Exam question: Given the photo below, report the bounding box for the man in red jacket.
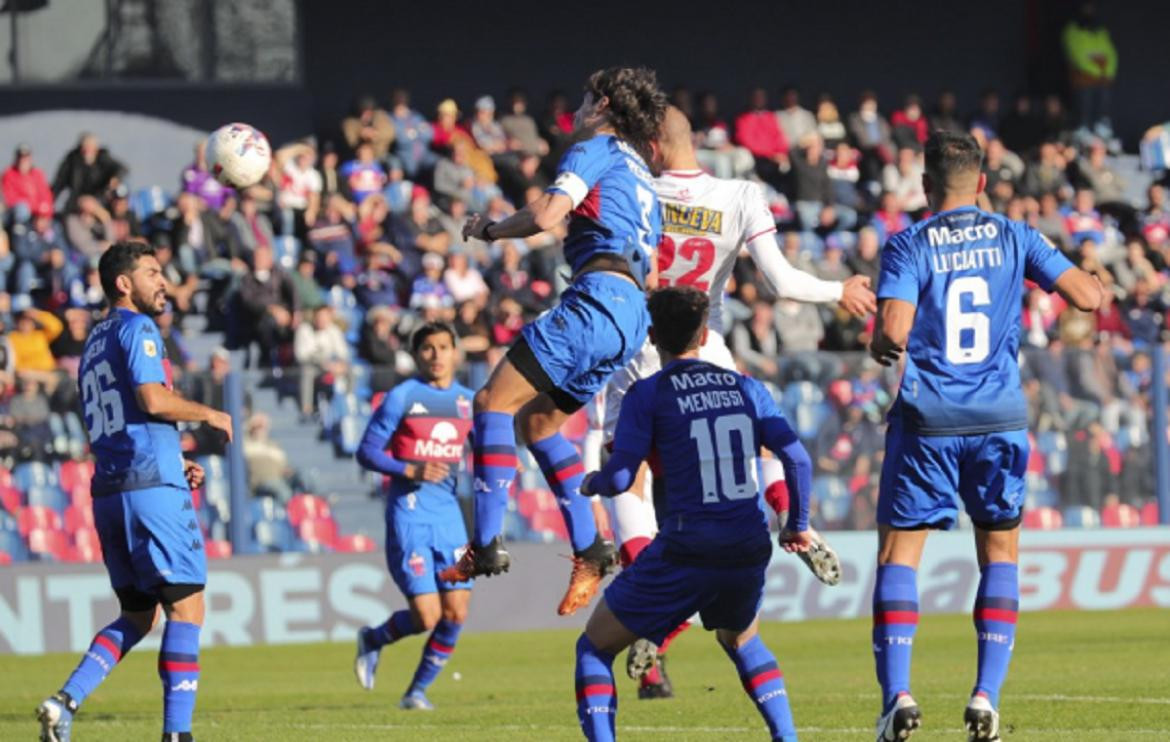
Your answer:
[735,88,790,191]
[2,144,54,217]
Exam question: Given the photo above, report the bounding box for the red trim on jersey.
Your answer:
[744,226,778,243]
[575,184,602,220]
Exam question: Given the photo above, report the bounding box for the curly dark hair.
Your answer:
[647,286,709,355]
[584,66,667,166]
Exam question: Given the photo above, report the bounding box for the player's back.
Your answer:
[556,134,661,285]
[81,307,186,496]
[631,359,773,565]
[654,172,773,333]
[879,206,1067,435]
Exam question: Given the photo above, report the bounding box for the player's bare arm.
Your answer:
[463,191,574,241]
[405,461,451,483]
[869,297,916,367]
[1053,268,1105,311]
[136,383,233,442]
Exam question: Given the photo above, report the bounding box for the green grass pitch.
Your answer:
[2,608,1167,740]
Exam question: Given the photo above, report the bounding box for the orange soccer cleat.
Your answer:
[556,536,618,616]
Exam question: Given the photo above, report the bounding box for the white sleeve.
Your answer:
[746,231,843,303]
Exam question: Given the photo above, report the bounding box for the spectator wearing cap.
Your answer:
[388,88,435,179]
[11,203,68,295]
[51,132,126,214]
[293,304,350,418]
[410,252,454,310]
[342,95,396,160]
[182,140,234,211]
[432,98,464,153]
[340,142,388,205]
[471,96,508,155]
[2,144,53,217]
[500,88,548,158]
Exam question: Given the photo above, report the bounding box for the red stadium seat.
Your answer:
[58,460,95,495]
[298,517,338,548]
[516,488,556,519]
[1022,507,1063,530]
[72,527,102,562]
[27,528,69,560]
[204,540,233,560]
[0,485,20,515]
[0,550,10,566]
[335,533,377,553]
[529,509,570,542]
[0,466,11,489]
[64,504,96,535]
[1140,501,1160,526]
[1101,503,1141,528]
[69,485,92,509]
[287,494,332,528]
[18,506,63,537]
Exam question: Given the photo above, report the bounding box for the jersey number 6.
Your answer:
[945,276,991,365]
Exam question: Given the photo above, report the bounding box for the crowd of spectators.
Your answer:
[0,79,1167,531]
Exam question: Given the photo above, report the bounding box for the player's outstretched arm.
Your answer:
[136,383,233,441]
[463,191,574,242]
[746,235,875,317]
[580,448,642,498]
[1052,268,1104,312]
[870,298,916,367]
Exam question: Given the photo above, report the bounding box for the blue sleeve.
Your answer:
[876,232,920,306]
[356,384,409,478]
[547,139,610,206]
[120,316,167,387]
[745,378,812,531]
[583,380,654,496]
[1021,224,1074,291]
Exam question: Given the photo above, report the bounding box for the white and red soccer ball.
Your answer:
[206,123,271,188]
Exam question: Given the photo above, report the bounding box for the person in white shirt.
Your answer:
[293,304,350,418]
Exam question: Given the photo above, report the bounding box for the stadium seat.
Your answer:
[516,488,556,519]
[0,551,10,566]
[25,486,68,514]
[69,484,92,509]
[205,539,233,560]
[0,510,17,532]
[249,497,286,526]
[18,506,63,536]
[0,530,28,561]
[27,528,69,561]
[1101,503,1141,528]
[0,466,11,488]
[528,509,569,542]
[1062,506,1101,528]
[0,485,21,515]
[1140,501,1160,526]
[335,533,377,553]
[812,475,851,525]
[131,186,171,221]
[13,461,57,492]
[1022,506,1063,530]
[64,504,96,534]
[273,235,302,270]
[287,494,331,528]
[57,459,95,495]
[298,517,338,548]
[253,520,295,552]
[72,527,102,563]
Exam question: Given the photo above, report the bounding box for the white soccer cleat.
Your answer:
[964,694,1001,741]
[36,693,74,742]
[626,638,659,680]
[875,693,921,741]
[354,627,380,691]
[399,691,434,711]
[798,527,842,586]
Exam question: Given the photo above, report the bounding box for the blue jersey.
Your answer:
[547,134,661,286]
[612,360,804,566]
[877,206,1074,435]
[356,378,474,521]
[81,308,187,496]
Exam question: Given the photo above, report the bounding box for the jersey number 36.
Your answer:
[82,360,126,440]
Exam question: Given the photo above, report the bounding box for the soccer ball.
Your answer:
[206,123,272,188]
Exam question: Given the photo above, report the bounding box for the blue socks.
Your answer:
[574,634,617,742]
[529,433,597,552]
[62,616,144,705]
[158,621,201,734]
[724,635,798,742]
[472,412,517,547]
[366,610,421,649]
[973,562,1019,708]
[873,564,919,713]
[409,619,462,694]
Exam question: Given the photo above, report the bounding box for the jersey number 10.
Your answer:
[82,360,126,440]
[945,276,991,364]
[689,413,759,504]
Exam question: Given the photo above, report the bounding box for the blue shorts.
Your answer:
[878,425,1029,529]
[93,486,207,594]
[603,538,766,644]
[519,272,649,405]
[386,515,473,597]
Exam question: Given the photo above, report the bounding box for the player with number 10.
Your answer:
[442,67,668,617]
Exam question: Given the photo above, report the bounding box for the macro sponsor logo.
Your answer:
[413,420,463,458]
[926,222,999,246]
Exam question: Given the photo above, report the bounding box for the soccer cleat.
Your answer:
[354,626,381,690]
[398,691,434,711]
[557,537,618,616]
[964,694,1001,741]
[438,537,511,583]
[626,638,659,680]
[637,654,674,700]
[160,733,194,742]
[36,692,75,742]
[798,528,842,586]
[875,693,921,741]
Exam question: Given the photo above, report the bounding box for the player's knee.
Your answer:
[413,604,442,632]
[441,605,468,625]
[516,406,557,444]
[160,584,205,625]
[122,605,160,637]
[473,386,492,414]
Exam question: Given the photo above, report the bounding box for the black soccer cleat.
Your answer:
[637,654,674,700]
[438,536,511,582]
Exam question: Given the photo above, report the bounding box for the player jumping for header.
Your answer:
[441,67,668,616]
[37,240,234,742]
[575,285,815,741]
[868,131,1102,742]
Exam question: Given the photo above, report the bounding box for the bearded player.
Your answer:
[585,106,875,697]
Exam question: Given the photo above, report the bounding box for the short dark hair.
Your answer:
[584,66,667,166]
[924,130,983,185]
[647,287,709,355]
[99,240,157,302]
[410,321,457,353]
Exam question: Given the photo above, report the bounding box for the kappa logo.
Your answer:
[170,680,198,692]
[409,402,429,415]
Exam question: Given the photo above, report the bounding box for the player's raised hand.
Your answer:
[839,275,877,317]
[183,459,205,490]
[778,527,814,553]
[207,409,234,443]
[410,461,451,483]
[462,213,494,242]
